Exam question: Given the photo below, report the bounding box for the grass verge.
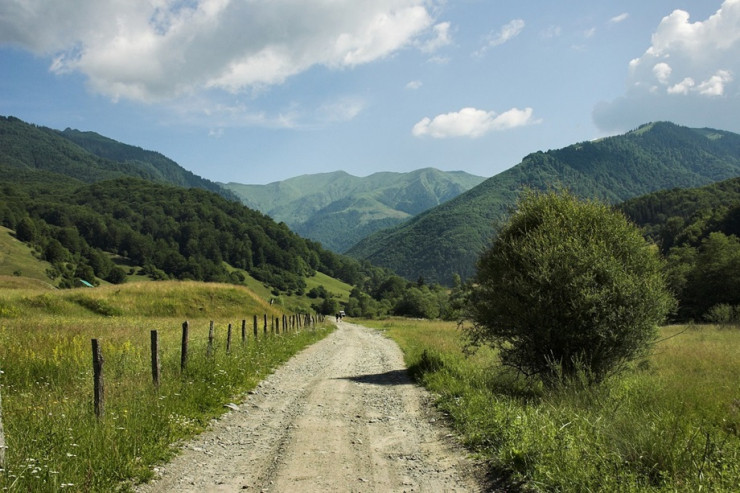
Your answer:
[0,282,332,492]
[362,318,740,492]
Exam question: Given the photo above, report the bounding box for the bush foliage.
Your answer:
[465,190,676,383]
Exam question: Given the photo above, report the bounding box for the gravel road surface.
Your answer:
[137,321,483,492]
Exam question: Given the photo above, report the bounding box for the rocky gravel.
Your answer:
[136,321,483,492]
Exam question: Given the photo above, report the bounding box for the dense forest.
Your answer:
[348,122,740,285]
[619,177,740,322]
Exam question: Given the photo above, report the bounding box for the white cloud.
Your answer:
[418,22,452,53]
[474,19,524,57]
[610,13,629,24]
[697,69,733,96]
[653,62,673,84]
[594,0,740,132]
[0,0,440,103]
[667,77,695,95]
[406,80,423,90]
[412,107,539,139]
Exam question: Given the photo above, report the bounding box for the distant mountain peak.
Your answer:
[223,169,486,252]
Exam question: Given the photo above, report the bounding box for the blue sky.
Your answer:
[1,1,738,185]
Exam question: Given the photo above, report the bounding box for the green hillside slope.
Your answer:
[347,122,740,284]
[59,128,233,197]
[223,168,485,252]
[0,115,234,199]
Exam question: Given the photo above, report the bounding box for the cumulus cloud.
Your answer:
[0,0,439,103]
[473,19,524,57]
[594,0,740,132]
[653,62,673,84]
[412,107,539,138]
[406,80,423,90]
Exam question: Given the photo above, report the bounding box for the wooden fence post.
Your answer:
[92,338,104,419]
[151,330,160,388]
[227,323,232,353]
[263,314,267,336]
[283,315,287,333]
[0,369,5,468]
[253,315,258,339]
[241,319,246,343]
[181,321,189,373]
[207,320,215,356]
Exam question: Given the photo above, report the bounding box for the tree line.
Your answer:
[619,176,740,322]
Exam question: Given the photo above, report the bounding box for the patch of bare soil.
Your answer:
[136,322,484,492]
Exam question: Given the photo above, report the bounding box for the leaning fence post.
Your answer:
[92,338,104,419]
[151,330,160,388]
[181,321,189,373]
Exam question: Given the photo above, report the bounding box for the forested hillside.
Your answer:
[347,122,740,284]
[619,176,740,321]
[0,176,368,291]
[223,168,485,252]
[1,115,457,320]
[0,116,235,199]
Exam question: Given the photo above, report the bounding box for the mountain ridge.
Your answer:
[222,167,485,252]
[0,115,236,200]
[346,122,740,284]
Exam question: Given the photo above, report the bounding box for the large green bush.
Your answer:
[465,190,675,383]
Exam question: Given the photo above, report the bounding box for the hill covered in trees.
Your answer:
[223,168,485,252]
[0,116,235,199]
[619,176,740,321]
[0,115,457,320]
[347,122,740,285]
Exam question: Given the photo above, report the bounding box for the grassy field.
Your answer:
[363,318,740,492]
[0,281,333,492]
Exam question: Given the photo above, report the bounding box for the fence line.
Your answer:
[87,312,326,422]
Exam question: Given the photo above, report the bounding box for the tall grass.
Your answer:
[364,318,740,492]
[0,282,332,492]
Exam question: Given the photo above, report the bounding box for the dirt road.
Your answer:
[137,322,482,492]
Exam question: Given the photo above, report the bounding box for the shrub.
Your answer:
[465,190,675,384]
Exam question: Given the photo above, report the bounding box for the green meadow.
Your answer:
[0,282,333,492]
[364,318,740,492]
